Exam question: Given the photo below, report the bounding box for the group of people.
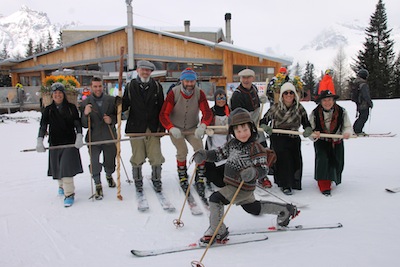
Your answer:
[35,62,372,245]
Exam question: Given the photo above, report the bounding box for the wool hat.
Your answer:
[316,90,339,103]
[279,67,287,74]
[51,82,65,93]
[180,68,197,81]
[357,69,369,80]
[137,60,156,71]
[228,108,252,127]
[279,82,299,106]
[214,88,227,102]
[238,68,255,77]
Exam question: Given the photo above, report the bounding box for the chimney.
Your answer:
[225,13,232,44]
[184,20,190,36]
[126,0,134,70]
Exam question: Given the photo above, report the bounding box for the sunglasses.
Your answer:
[283,91,295,95]
[216,96,226,101]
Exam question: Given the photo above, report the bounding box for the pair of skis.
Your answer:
[136,188,175,212]
[131,223,343,257]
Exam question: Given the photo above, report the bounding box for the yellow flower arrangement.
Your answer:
[41,75,81,93]
[292,76,303,92]
[271,73,287,93]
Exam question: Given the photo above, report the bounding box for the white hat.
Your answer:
[279,82,299,107]
[238,69,255,77]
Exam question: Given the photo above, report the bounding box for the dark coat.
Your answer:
[38,100,83,178]
[122,78,165,133]
[81,94,117,142]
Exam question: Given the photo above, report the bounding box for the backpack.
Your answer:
[350,81,360,103]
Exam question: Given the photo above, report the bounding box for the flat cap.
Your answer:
[137,60,156,71]
[238,68,255,77]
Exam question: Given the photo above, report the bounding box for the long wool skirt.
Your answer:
[48,147,83,179]
[313,140,344,185]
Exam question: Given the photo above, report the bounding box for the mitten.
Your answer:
[194,123,207,139]
[74,133,84,149]
[169,127,182,139]
[193,149,207,164]
[303,127,313,138]
[240,167,257,182]
[36,137,45,153]
[260,124,273,135]
[259,94,268,104]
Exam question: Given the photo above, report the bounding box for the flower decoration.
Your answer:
[41,75,80,93]
[292,76,303,92]
[271,73,287,93]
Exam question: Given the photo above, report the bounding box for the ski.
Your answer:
[136,191,149,211]
[154,191,176,212]
[255,185,309,208]
[230,222,343,236]
[385,187,400,193]
[131,233,268,257]
[356,132,396,137]
[187,194,203,215]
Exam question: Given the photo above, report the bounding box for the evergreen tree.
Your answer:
[34,42,45,54]
[352,0,395,98]
[46,31,54,51]
[56,31,63,47]
[26,39,34,57]
[392,53,400,98]
[292,62,303,77]
[302,61,316,99]
[0,44,9,60]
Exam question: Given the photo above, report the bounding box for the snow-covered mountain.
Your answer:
[0,5,78,58]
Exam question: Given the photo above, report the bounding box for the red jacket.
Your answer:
[318,74,335,95]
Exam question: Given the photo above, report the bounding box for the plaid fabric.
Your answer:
[262,102,310,130]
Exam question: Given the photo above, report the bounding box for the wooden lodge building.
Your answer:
[0,7,291,101]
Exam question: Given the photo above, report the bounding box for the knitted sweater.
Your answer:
[205,138,268,191]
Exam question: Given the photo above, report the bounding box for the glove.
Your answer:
[36,137,45,153]
[74,133,84,149]
[194,123,207,139]
[303,127,313,138]
[240,167,257,182]
[169,127,182,139]
[260,124,273,136]
[192,149,207,164]
[259,94,268,104]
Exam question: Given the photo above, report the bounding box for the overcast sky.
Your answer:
[2,0,400,58]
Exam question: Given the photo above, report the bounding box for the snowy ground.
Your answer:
[1,99,399,267]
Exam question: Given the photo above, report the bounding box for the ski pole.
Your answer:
[173,164,197,229]
[107,124,132,184]
[87,115,95,200]
[191,180,245,267]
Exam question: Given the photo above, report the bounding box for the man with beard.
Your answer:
[159,68,212,199]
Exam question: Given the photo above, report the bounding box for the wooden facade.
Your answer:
[4,26,291,90]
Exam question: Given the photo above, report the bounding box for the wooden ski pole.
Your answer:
[191,180,245,267]
[87,115,95,200]
[173,165,197,228]
[115,46,124,200]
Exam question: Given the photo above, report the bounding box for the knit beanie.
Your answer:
[180,68,197,81]
[214,89,227,102]
[279,82,299,108]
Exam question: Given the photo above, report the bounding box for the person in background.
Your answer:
[230,68,271,188]
[36,82,84,207]
[309,90,353,196]
[81,77,117,200]
[260,82,313,195]
[192,108,298,244]
[204,89,231,188]
[267,67,290,106]
[353,69,373,136]
[159,68,213,198]
[121,60,165,192]
[314,69,335,102]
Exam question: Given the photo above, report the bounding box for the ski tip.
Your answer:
[337,223,343,228]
